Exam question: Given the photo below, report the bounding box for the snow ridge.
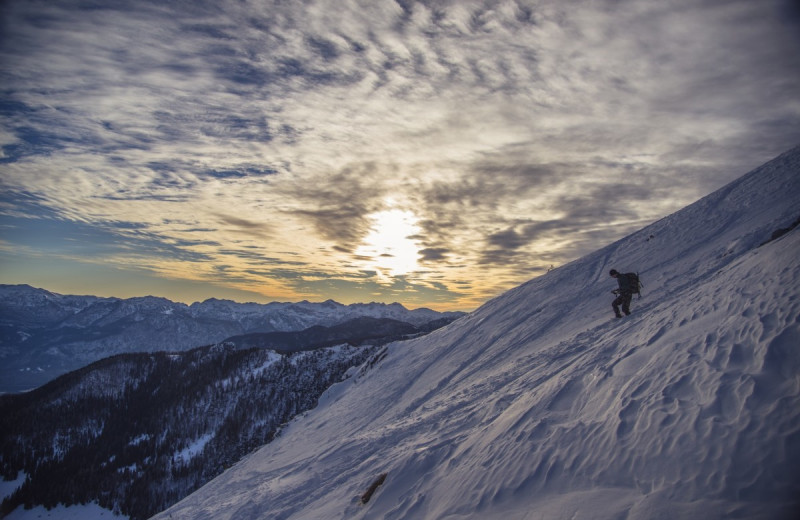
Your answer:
[154,146,800,520]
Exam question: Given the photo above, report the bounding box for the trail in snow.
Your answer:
[152,147,800,520]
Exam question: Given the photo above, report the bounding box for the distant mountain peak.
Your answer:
[0,287,463,393]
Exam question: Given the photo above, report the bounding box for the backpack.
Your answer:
[626,272,643,297]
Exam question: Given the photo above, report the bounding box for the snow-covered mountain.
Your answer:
[0,289,462,393]
[152,146,800,520]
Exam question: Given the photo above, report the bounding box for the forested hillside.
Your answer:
[0,343,381,519]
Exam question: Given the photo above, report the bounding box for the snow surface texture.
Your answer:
[153,147,800,520]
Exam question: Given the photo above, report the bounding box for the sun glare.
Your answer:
[356,208,421,277]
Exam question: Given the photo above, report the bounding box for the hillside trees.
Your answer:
[0,343,378,519]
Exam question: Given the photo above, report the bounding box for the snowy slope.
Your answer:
[152,147,800,520]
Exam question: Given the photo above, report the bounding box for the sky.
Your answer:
[1,0,799,311]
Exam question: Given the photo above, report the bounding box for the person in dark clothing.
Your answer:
[609,269,634,318]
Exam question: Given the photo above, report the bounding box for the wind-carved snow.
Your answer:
[153,147,800,520]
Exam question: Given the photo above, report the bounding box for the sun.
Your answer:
[356,208,421,277]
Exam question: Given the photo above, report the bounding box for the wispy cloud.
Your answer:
[1,0,799,309]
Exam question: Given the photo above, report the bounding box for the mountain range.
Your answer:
[0,288,462,393]
[0,293,462,519]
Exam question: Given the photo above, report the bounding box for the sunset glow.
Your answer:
[1,0,798,311]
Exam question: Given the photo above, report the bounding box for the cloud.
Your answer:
[419,247,450,262]
[279,162,391,247]
[213,213,273,240]
[1,0,799,310]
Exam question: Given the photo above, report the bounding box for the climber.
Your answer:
[609,269,640,318]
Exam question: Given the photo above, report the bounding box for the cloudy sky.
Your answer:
[1,0,799,311]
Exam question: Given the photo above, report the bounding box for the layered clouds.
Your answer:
[1,0,799,309]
